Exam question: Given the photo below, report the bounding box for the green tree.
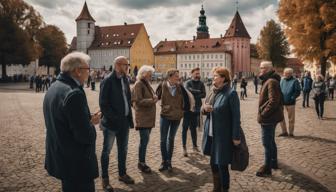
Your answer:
[256,19,290,67]
[0,0,44,78]
[36,25,67,75]
[278,0,336,76]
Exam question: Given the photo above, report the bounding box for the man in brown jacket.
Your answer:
[156,69,184,172]
[256,61,284,177]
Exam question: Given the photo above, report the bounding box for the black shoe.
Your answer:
[118,174,135,184]
[167,161,173,173]
[278,132,288,137]
[138,162,152,173]
[288,133,294,137]
[158,162,168,172]
[256,165,272,177]
[102,178,114,192]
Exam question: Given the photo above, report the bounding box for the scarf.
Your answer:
[205,83,228,105]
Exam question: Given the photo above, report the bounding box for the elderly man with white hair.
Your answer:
[43,52,101,192]
[279,68,301,137]
[256,61,284,177]
[131,65,158,173]
[99,56,135,191]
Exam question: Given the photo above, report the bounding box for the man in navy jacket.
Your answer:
[99,56,134,191]
[43,52,101,192]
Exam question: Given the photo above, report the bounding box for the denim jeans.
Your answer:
[261,124,277,169]
[101,127,129,178]
[314,94,325,118]
[160,116,180,162]
[61,179,95,192]
[302,91,311,107]
[182,112,198,147]
[138,128,152,163]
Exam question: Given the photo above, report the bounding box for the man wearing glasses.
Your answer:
[43,52,101,192]
[99,56,134,192]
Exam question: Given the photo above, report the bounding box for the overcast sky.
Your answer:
[25,0,280,46]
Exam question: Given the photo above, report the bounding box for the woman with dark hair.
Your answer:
[202,67,241,192]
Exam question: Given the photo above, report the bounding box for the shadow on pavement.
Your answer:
[271,162,331,192]
[290,135,336,144]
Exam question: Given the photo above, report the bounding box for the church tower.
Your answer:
[196,5,210,39]
[224,11,251,77]
[76,2,95,53]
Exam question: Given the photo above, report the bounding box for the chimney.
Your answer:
[165,38,167,41]
[193,36,196,41]
[124,22,127,26]
[220,34,223,38]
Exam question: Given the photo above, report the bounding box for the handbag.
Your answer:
[231,127,249,171]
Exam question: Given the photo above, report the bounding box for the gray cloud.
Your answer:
[113,0,199,9]
[26,0,76,9]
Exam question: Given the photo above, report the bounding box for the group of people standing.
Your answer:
[42,51,332,192]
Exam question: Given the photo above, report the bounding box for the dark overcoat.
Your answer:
[202,85,241,165]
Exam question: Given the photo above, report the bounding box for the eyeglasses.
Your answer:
[80,67,90,70]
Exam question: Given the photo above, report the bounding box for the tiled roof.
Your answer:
[76,2,95,22]
[154,38,230,54]
[88,23,143,50]
[224,11,250,39]
[69,37,77,51]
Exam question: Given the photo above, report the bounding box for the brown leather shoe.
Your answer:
[102,178,114,192]
[119,174,135,184]
[138,162,152,173]
[256,165,272,177]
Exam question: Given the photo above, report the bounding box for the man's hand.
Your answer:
[153,95,158,103]
[203,104,213,112]
[233,139,241,146]
[91,111,102,125]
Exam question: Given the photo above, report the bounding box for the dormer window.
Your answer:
[131,33,135,36]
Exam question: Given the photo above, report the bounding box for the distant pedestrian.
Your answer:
[240,77,247,100]
[254,75,259,94]
[327,75,335,100]
[256,61,284,177]
[29,75,34,89]
[279,68,301,137]
[43,52,100,192]
[313,75,327,119]
[131,65,157,174]
[301,71,313,107]
[232,74,238,91]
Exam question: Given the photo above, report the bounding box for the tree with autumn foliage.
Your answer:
[0,0,44,79]
[36,25,67,75]
[256,19,290,67]
[278,0,336,76]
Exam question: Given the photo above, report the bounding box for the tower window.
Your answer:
[88,23,91,28]
[87,30,90,34]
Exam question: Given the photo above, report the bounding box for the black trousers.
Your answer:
[61,179,95,192]
[211,163,230,190]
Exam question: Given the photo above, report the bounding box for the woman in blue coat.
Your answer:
[202,67,241,192]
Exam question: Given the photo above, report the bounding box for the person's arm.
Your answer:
[260,80,282,118]
[294,79,301,98]
[229,90,241,140]
[99,78,119,121]
[132,83,155,107]
[63,90,96,145]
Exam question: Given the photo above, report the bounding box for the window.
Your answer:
[88,23,91,28]
[207,63,209,67]
[185,64,187,68]
[202,63,204,67]
[193,55,195,60]
[189,64,191,68]
[87,30,90,34]
[181,64,183,68]
[207,55,209,59]
[189,56,191,60]
[215,55,218,59]
[193,63,195,68]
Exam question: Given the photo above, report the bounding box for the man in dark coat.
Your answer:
[182,67,206,156]
[99,56,135,191]
[43,52,101,192]
[301,71,313,107]
[256,61,284,177]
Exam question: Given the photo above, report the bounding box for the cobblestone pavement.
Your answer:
[0,82,335,192]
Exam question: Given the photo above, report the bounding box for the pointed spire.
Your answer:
[224,11,250,39]
[76,2,95,22]
[196,4,209,39]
